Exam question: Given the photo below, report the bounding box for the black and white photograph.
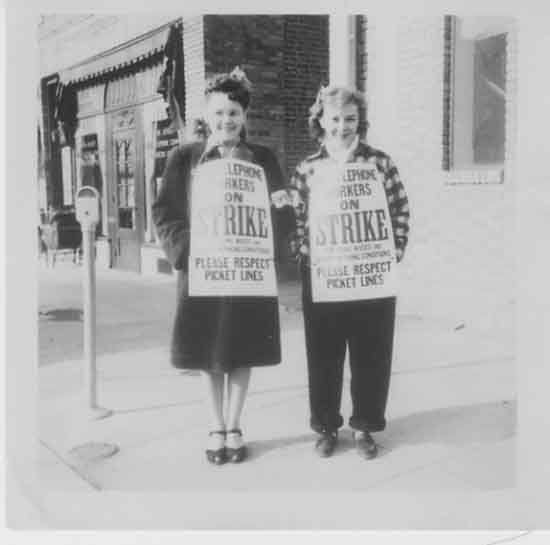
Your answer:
[3,0,550,541]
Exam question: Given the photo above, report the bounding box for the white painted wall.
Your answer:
[329,15,356,87]
[363,16,517,329]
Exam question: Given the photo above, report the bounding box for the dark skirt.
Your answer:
[171,273,282,371]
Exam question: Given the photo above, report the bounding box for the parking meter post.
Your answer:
[68,187,119,462]
[82,224,99,412]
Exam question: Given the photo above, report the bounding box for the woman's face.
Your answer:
[320,101,359,149]
[205,92,246,145]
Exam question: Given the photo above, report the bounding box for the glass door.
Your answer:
[109,107,144,272]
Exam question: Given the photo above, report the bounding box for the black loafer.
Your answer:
[353,431,378,459]
[315,431,338,458]
[225,429,247,463]
[206,430,226,465]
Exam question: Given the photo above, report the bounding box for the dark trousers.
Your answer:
[301,265,396,434]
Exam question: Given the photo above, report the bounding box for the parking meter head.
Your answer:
[76,186,100,227]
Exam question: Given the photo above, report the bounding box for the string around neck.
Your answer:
[196,140,240,167]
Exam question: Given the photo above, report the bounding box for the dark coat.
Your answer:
[152,140,294,371]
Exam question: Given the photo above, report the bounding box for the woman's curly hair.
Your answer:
[205,66,252,110]
[308,85,369,143]
[188,66,252,142]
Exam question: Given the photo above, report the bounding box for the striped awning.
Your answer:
[59,21,179,85]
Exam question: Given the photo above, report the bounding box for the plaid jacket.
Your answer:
[288,141,410,263]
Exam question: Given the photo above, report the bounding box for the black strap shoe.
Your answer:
[225,429,247,463]
[206,430,227,465]
[353,430,378,460]
[315,431,338,458]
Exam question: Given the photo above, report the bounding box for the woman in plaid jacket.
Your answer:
[289,85,410,459]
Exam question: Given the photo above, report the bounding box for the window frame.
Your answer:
[442,15,513,185]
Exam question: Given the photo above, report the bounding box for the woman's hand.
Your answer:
[271,189,292,209]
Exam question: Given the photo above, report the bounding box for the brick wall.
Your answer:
[354,15,369,140]
[202,15,286,163]
[356,15,368,94]
[371,16,517,327]
[186,15,329,176]
[282,15,330,174]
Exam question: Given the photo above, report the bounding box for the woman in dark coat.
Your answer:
[152,68,293,465]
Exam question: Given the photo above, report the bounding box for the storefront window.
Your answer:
[472,33,506,164]
[61,146,75,205]
[152,118,179,200]
[80,133,102,192]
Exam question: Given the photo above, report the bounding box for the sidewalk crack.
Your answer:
[485,531,532,544]
[392,355,514,376]
[40,440,102,491]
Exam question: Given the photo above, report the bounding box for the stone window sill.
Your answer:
[443,167,504,186]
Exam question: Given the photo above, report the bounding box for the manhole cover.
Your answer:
[39,308,83,321]
[68,442,119,462]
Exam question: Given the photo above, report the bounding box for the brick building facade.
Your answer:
[38,14,329,273]
[38,14,518,327]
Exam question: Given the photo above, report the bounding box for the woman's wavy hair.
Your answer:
[189,67,252,142]
[308,85,369,143]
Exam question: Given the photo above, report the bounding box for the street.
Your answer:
[39,261,304,367]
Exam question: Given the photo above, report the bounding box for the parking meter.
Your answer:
[75,185,112,421]
[76,186,100,230]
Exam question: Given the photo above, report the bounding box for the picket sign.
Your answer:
[188,158,277,297]
[309,161,398,303]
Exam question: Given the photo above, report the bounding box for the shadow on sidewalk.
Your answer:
[380,399,516,454]
[242,400,516,460]
[245,433,315,460]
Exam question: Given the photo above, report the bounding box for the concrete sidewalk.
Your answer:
[35,263,517,528]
